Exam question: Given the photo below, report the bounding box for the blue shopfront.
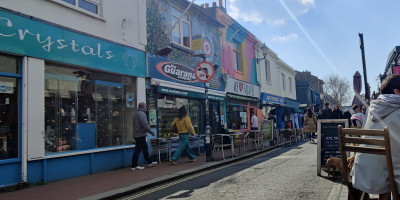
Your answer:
[260,92,285,129]
[147,54,226,142]
[0,9,146,187]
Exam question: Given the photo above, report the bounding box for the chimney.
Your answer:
[201,4,204,8]
[212,2,217,7]
[219,0,223,7]
[205,3,209,8]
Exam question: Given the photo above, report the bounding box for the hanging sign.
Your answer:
[195,61,215,82]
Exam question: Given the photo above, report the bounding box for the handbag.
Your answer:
[172,123,178,133]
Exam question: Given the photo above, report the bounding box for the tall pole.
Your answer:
[359,33,370,105]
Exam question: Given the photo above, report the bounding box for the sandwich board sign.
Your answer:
[317,119,348,176]
[195,61,214,82]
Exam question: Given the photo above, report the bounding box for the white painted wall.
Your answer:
[0,0,147,51]
[277,61,297,100]
[25,58,45,160]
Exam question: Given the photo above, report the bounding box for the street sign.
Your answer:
[195,61,215,82]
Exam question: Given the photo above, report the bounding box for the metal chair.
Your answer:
[337,125,398,200]
[282,129,294,146]
[149,138,170,163]
[233,132,248,155]
[212,134,233,160]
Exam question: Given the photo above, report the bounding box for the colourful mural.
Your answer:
[146,0,221,71]
[217,9,258,85]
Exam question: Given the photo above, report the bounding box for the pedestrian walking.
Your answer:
[351,74,400,199]
[303,108,317,143]
[251,112,259,130]
[322,102,332,119]
[331,105,342,119]
[350,104,365,127]
[343,109,352,127]
[170,106,196,165]
[131,102,157,170]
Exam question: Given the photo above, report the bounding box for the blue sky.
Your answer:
[194,0,400,97]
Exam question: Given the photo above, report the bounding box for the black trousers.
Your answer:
[131,136,152,167]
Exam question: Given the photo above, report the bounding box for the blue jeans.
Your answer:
[171,134,195,161]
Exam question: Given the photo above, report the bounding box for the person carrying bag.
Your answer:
[169,106,196,165]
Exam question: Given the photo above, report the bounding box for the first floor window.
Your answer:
[281,73,286,91]
[57,0,101,15]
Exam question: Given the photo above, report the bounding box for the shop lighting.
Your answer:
[256,43,268,64]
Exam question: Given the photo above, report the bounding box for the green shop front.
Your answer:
[147,55,226,153]
[0,10,146,187]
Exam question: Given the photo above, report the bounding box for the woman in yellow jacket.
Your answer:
[170,106,196,164]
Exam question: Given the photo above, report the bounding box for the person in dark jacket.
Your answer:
[322,102,332,119]
[331,105,342,119]
[131,102,157,170]
[343,109,352,127]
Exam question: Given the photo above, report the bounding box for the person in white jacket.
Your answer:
[351,74,400,198]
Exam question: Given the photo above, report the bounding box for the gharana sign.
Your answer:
[156,62,198,83]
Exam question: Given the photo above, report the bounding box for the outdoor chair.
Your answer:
[212,134,233,160]
[247,131,260,151]
[233,132,247,155]
[296,128,304,142]
[337,125,398,200]
[282,129,294,146]
[150,138,170,163]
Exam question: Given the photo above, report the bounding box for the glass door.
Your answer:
[94,81,124,147]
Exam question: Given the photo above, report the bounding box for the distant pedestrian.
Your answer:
[322,102,332,119]
[331,105,342,119]
[251,112,259,130]
[131,102,157,170]
[303,108,317,143]
[317,109,323,120]
[343,109,352,127]
[170,106,196,165]
[350,104,365,127]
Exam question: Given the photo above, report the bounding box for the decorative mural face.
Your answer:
[146,0,221,72]
[217,9,258,85]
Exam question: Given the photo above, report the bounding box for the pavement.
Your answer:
[0,142,349,200]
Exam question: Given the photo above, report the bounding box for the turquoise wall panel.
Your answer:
[0,10,145,77]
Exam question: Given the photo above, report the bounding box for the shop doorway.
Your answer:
[209,101,221,134]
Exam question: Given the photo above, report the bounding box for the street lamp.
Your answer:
[256,43,268,64]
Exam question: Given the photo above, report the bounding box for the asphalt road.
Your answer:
[119,140,338,200]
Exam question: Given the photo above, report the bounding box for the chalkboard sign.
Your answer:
[317,119,348,176]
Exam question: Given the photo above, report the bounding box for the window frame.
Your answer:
[281,73,286,91]
[288,77,292,92]
[51,0,103,18]
[232,41,241,72]
[265,60,271,83]
[171,6,192,49]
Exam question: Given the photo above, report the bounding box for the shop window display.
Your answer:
[227,105,247,130]
[157,93,202,138]
[0,54,19,160]
[44,64,133,153]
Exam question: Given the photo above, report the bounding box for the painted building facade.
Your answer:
[145,0,225,140]
[0,0,147,187]
[202,3,261,131]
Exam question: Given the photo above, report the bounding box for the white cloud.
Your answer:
[227,0,315,26]
[272,33,298,42]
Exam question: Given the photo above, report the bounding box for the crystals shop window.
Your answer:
[227,105,247,130]
[44,64,133,153]
[0,54,19,160]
